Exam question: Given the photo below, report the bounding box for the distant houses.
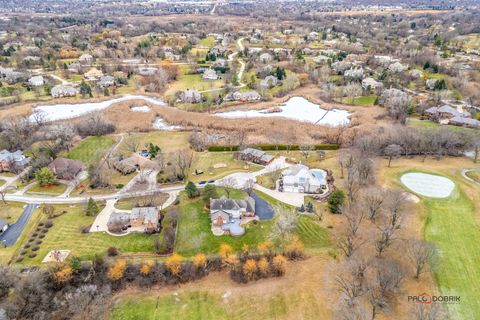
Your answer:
[224,91,261,102]
[0,150,30,173]
[78,53,93,65]
[210,196,256,236]
[424,105,480,128]
[235,148,274,166]
[28,75,45,87]
[202,69,218,80]
[177,89,203,104]
[51,85,77,98]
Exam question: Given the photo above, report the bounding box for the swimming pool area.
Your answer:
[310,169,327,186]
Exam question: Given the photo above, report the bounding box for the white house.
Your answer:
[362,77,383,91]
[259,53,273,63]
[51,85,77,98]
[281,164,326,194]
[78,53,93,65]
[28,75,44,87]
[98,75,115,87]
[202,69,218,80]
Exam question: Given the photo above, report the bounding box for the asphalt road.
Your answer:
[0,203,37,247]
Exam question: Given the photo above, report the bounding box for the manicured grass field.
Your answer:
[16,204,160,265]
[175,189,330,257]
[65,135,115,165]
[409,118,475,133]
[199,36,215,47]
[110,289,326,320]
[26,183,67,196]
[422,186,480,319]
[120,131,191,156]
[336,95,377,107]
[175,190,275,256]
[0,179,4,187]
[189,152,261,183]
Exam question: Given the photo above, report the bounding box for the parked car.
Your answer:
[208,180,215,184]
[199,181,207,185]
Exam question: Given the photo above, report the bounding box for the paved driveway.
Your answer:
[0,203,37,247]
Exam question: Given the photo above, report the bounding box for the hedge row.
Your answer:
[207,144,339,152]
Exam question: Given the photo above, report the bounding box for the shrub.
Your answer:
[20,250,27,256]
[192,253,207,269]
[16,258,23,263]
[85,198,100,216]
[272,255,287,276]
[41,228,48,233]
[257,257,269,276]
[139,261,154,276]
[28,238,35,243]
[24,244,31,249]
[107,260,127,281]
[107,247,119,257]
[53,266,73,284]
[35,240,42,245]
[242,259,257,280]
[39,234,45,239]
[31,246,40,251]
[80,225,91,233]
[327,190,345,214]
[165,253,183,275]
[29,253,37,258]
[45,220,54,228]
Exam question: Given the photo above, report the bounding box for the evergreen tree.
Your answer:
[186,181,199,198]
[35,167,55,186]
[85,198,100,216]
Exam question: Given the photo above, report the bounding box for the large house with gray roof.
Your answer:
[235,148,274,166]
[0,150,30,173]
[210,196,256,236]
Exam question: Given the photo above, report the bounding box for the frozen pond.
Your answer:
[216,96,350,127]
[152,118,182,131]
[401,172,455,198]
[29,95,166,122]
[130,105,151,112]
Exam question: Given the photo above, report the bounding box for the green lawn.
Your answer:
[175,190,275,257]
[120,131,191,156]
[409,118,475,134]
[399,172,480,319]
[26,183,67,196]
[65,135,115,166]
[189,152,262,183]
[110,289,325,320]
[175,190,330,257]
[199,36,215,47]
[0,179,4,187]
[16,204,161,265]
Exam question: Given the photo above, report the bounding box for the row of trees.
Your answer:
[332,142,444,319]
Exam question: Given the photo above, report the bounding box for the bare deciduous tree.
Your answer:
[406,239,436,279]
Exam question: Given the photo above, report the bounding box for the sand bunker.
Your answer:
[401,172,454,198]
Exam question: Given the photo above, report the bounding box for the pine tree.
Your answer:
[86,198,99,216]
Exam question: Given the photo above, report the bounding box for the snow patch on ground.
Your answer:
[130,105,151,112]
[29,95,166,122]
[152,118,182,131]
[216,96,350,127]
[401,172,455,198]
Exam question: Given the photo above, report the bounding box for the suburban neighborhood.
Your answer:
[0,0,480,319]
